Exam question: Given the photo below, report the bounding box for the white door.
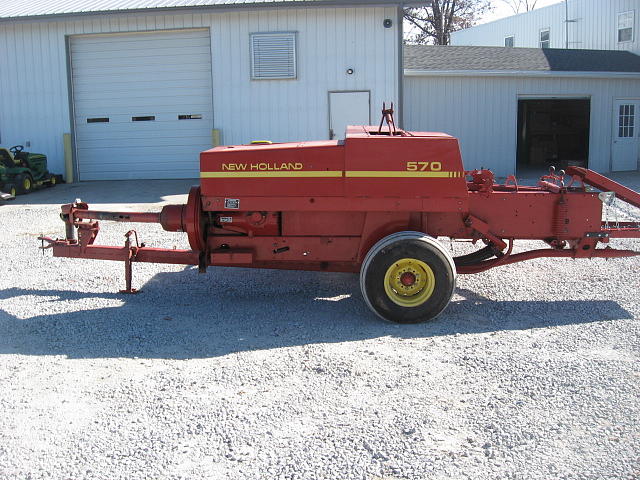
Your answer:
[70,29,214,180]
[612,100,640,171]
[329,91,370,140]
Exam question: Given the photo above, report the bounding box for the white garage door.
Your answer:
[70,29,213,180]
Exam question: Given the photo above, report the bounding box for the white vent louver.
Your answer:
[251,32,297,80]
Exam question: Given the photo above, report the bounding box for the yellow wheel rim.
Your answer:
[23,177,31,190]
[383,258,436,307]
[50,176,56,185]
[10,187,16,197]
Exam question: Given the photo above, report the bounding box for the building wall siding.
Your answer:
[451,0,640,53]
[0,6,399,176]
[404,74,640,176]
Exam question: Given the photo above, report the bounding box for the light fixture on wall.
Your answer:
[346,68,354,75]
[383,19,393,28]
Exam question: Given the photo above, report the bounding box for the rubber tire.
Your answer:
[16,174,33,194]
[8,185,17,197]
[360,232,456,324]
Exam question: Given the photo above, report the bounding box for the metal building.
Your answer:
[451,0,639,54]
[0,0,403,180]
[404,46,640,176]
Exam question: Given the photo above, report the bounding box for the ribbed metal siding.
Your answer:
[0,6,399,177]
[405,74,640,175]
[452,0,640,54]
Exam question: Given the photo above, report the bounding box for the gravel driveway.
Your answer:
[1,175,639,480]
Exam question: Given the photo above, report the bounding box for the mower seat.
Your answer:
[0,149,16,168]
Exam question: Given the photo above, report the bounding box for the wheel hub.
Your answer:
[400,272,416,286]
[383,258,436,307]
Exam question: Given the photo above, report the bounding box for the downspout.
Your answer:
[565,0,568,48]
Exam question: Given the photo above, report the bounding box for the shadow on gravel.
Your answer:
[0,267,633,359]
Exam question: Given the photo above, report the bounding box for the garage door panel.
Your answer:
[72,47,212,61]
[71,66,213,85]
[73,81,213,95]
[73,53,212,69]
[71,29,209,47]
[77,123,212,136]
[71,37,211,55]
[71,29,213,180]
[78,143,210,157]
[76,123,212,135]
[75,85,209,103]
[77,119,211,131]
[79,167,202,180]
[71,68,211,84]
[73,91,214,105]
[78,150,210,180]
[76,116,211,125]
[77,135,213,148]
[74,102,213,115]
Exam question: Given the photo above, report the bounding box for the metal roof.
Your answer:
[404,45,640,74]
[0,0,403,20]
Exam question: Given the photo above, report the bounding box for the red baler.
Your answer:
[41,111,640,323]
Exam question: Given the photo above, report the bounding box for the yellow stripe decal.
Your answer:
[201,171,343,178]
[200,171,464,178]
[346,171,452,178]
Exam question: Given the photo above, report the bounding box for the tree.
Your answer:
[404,0,493,45]
[500,0,539,14]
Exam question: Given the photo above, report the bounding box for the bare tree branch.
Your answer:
[404,0,493,45]
[500,0,539,14]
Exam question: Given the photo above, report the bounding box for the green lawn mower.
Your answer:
[0,145,62,199]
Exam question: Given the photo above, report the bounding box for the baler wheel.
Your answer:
[360,232,456,324]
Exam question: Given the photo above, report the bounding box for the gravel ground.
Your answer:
[0,175,639,480]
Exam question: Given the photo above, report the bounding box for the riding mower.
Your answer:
[0,145,62,199]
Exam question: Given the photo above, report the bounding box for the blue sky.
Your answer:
[481,0,563,24]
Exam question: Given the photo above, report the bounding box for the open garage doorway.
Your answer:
[517,98,590,175]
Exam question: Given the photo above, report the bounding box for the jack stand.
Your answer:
[120,230,140,294]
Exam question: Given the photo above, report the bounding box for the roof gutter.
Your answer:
[0,0,408,22]
[404,69,640,79]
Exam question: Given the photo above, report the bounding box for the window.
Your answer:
[539,29,550,48]
[618,104,635,138]
[250,32,297,80]
[618,11,635,43]
[504,35,514,47]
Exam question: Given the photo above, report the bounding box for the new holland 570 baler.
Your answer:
[40,110,640,323]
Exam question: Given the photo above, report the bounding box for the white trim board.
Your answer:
[404,69,640,79]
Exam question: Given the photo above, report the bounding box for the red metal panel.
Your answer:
[344,131,468,199]
[281,212,366,236]
[200,141,345,198]
[206,236,362,263]
[466,191,602,240]
[200,195,466,213]
[210,250,253,264]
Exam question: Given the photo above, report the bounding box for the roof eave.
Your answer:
[404,69,640,79]
[0,0,407,22]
